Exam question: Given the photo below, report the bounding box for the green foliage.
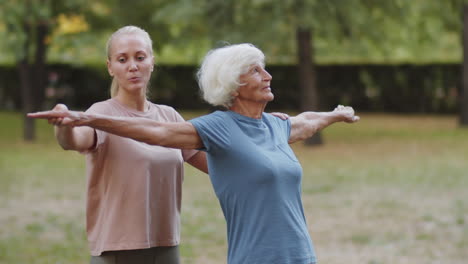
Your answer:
[0,0,466,64]
[152,0,468,64]
[0,0,122,65]
[0,0,91,61]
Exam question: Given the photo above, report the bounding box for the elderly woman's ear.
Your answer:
[231,91,239,97]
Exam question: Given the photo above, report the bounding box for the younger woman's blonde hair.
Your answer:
[106,25,153,98]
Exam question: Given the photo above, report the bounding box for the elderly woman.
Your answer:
[29,43,359,264]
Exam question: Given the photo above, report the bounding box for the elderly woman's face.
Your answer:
[107,34,154,95]
[236,63,273,104]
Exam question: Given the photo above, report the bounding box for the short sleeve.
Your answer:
[265,113,291,144]
[189,111,231,153]
[170,109,198,161]
[82,102,110,153]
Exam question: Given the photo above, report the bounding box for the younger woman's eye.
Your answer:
[137,56,145,61]
[118,57,126,63]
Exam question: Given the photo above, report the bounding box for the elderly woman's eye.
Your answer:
[138,56,145,61]
[118,57,126,63]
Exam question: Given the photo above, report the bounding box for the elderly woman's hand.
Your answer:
[28,105,86,127]
[44,104,71,126]
[333,105,360,123]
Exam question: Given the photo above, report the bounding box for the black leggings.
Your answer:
[90,246,180,264]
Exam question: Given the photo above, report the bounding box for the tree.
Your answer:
[0,0,100,141]
[392,0,468,126]
[462,4,468,125]
[0,0,134,141]
[153,0,405,145]
[296,26,321,144]
[437,0,468,126]
[1,0,49,141]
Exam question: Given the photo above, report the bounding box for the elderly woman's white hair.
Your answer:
[197,43,265,108]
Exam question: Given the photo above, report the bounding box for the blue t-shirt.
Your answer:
[190,110,316,264]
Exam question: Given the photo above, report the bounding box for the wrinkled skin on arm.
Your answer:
[28,107,204,150]
[289,105,359,144]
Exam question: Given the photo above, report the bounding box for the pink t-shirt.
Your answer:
[83,98,197,256]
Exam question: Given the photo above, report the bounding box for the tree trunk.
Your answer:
[19,61,36,141]
[33,22,49,110]
[461,4,468,126]
[296,27,323,145]
[19,20,49,141]
[18,17,35,141]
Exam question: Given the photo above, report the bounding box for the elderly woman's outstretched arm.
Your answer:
[288,105,359,144]
[28,109,204,149]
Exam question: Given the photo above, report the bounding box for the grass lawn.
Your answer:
[1,111,467,264]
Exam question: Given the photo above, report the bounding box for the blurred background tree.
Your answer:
[460,2,468,126]
[0,0,467,141]
[152,0,468,129]
[151,0,443,144]
[0,0,112,141]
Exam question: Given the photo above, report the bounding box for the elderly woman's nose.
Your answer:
[262,69,272,81]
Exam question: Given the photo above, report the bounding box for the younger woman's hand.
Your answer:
[270,112,290,120]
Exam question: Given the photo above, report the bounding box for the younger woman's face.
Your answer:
[107,33,154,96]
